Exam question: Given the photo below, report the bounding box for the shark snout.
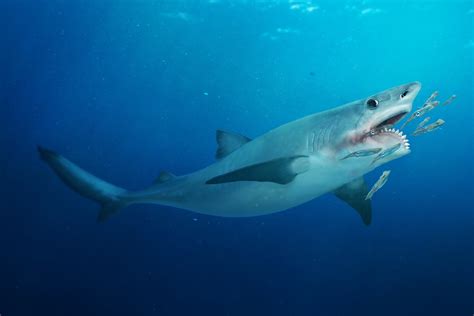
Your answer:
[403,81,421,101]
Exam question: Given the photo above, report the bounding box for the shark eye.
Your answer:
[366,98,379,109]
[400,90,409,99]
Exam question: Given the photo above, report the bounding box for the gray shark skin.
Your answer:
[39,82,421,225]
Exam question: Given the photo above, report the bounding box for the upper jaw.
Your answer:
[363,104,413,151]
[371,109,410,131]
[365,102,412,136]
[369,82,421,131]
[368,82,420,131]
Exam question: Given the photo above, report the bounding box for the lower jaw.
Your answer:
[369,127,410,151]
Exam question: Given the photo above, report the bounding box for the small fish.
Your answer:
[371,143,401,164]
[424,90,439,105]
[341,148,382,160]
[442,94,456,106]
[412,119,445,136]
[416,117,431,130]
[412,127,426,136]
[365,170,391,200]
[400,102,438,129]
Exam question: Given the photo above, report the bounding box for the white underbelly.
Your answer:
[164,168,347,217]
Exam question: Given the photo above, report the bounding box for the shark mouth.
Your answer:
[374,112,407,129]
[368,111,410,150]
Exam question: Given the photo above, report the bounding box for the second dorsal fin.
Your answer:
[215,130,252,159]
[154,171,176,184]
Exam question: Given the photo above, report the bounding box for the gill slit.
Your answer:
[318,120,339,152]
[316,127,326,152]
[308,132,316,153]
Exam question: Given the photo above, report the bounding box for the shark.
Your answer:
[39,82,421,225]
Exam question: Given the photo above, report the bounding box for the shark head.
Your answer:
[339,82,421,168]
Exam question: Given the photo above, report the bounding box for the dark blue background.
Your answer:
[2,0,473,315]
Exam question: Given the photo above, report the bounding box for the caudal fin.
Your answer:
[38,146,128,222]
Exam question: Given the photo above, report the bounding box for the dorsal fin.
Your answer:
[215,130,252,159]
[154,171,176,184]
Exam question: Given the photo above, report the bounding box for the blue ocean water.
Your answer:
[2,0,473,315]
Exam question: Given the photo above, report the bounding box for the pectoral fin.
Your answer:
[206,155,310,185]
[334,177,372,225]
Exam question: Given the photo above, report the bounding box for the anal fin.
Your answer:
[97,201,125,222]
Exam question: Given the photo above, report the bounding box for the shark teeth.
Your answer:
[378,127,410,150]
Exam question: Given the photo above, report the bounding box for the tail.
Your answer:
[38,146,129,222]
